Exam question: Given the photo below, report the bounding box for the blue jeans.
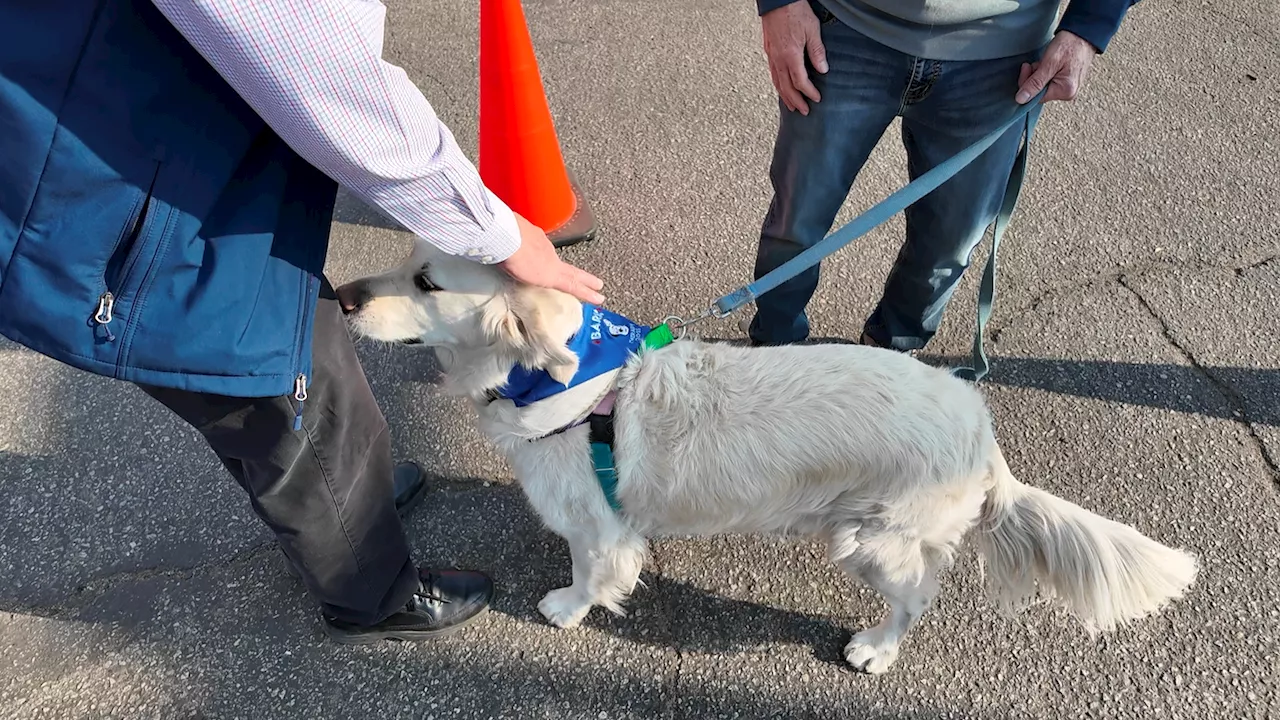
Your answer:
[748,4,1045,350]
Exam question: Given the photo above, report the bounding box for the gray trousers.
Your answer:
[138,279,418,626]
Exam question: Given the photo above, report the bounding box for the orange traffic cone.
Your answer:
[479,0,597,248]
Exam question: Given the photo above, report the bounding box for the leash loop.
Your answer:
[662,315,689,339]
[661,308,714,339]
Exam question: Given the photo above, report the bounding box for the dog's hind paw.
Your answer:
[538,587,592,628]
[844,630,900,675]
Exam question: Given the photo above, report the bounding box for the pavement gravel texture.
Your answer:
[2,0,1277,718]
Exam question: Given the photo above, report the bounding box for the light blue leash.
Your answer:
[675,89,1046,382]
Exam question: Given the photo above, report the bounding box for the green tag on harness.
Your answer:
[641,323,675,352]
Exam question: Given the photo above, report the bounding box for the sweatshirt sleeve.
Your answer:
[1057,0,1141,53]
[757,0,802,16]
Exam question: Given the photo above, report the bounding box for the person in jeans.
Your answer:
[746,0,1138,351]
[0,0,604,643]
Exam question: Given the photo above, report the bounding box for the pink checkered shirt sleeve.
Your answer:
[149,0,521,263]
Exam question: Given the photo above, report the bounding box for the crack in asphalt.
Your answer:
[1117,276,1280,488]
[1236,254,1280,275]
[645,541,688,720]
[670,643,687,720]
[988,273,1114,345]
[988,252,1279,345]
[6,540,276,620]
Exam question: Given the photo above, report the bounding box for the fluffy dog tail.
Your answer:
[976,443,1198,632]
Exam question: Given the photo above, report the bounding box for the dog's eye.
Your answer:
[413,272,436,293]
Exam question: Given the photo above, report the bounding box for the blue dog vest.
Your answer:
[498,304,651,406]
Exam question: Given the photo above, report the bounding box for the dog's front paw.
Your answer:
[538,587,591,629]
[844,629,900,675]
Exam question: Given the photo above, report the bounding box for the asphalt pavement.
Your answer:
[2,0,1278,718]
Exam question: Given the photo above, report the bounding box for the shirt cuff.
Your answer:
[452,190,521,264]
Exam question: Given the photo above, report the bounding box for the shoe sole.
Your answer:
[321,604,491,645]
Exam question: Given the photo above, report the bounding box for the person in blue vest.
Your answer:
[0,0,605,643]
[744,0,1139,351]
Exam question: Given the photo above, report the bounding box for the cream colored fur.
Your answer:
[337,241,1199,674]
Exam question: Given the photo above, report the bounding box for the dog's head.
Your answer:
[335,241,585,389]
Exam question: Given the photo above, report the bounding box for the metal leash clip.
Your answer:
[660,307,716,340]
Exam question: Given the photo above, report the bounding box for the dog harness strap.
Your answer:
[587,412,621,512]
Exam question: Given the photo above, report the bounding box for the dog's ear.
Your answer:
[484,284,582,385]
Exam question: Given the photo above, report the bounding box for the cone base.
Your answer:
[544,172,598,249]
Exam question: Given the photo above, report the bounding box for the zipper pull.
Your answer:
[93,292,116,342]
[293,374,308,431]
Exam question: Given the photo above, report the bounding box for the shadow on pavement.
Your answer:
[1,473,992,719]
[972,357,1278,426]
[0,472,856,666]
[697,335,1277,426]
[3,330,1264,718]
[398,477,857,666]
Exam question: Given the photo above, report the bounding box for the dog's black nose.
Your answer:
[335,283,369,315]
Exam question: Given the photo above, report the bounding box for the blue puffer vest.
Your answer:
[0,0,337,399]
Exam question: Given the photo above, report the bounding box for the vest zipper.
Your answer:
[93,292,116,342]
[291,273,317,430]
[292,373,308,431]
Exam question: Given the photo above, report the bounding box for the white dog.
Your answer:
[336,241,1198,674]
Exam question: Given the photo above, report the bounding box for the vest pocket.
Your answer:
[91,160,161,342]
[106,159,161,294]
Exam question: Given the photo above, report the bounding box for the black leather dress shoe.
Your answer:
[322,567,493,643]
[391,460,428,519]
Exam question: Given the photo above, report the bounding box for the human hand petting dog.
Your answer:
[499,213,606,305]
[1016,31,1097,104]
